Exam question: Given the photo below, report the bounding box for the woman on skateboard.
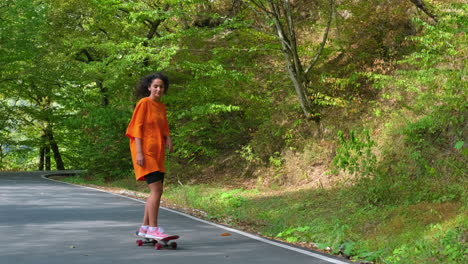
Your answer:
[126,73,173,240]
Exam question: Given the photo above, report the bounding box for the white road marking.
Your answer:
[41,173,349,264]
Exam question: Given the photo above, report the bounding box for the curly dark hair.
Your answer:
[135,72,169,98]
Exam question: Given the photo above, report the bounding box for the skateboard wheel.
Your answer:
[155,243,163,250]
[170,242,177,249]
[136,240,143,246]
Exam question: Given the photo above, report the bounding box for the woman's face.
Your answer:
[148,78,165,100]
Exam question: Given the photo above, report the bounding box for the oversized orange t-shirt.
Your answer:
[125,97,170,181]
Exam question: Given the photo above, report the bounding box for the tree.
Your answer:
[242,0,335,122]
[0,0,67,170]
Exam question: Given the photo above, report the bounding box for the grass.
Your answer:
[162,183,466,263]
[59,172,467,263]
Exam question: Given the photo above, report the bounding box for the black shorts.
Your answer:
[144,171,165,184]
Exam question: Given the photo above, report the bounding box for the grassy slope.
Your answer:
[62,165,466,264]
[61,1,467,263]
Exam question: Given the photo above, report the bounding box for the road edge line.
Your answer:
[41,173,350,264]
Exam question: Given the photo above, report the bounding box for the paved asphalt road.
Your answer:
[0,171,350,264]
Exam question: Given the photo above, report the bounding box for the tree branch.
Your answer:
[146,19,163,40]
[242,0,277,36]
[117,7,129,14]
[98,27,109,38]
[0,78,18,83]
[244,0,273,16]
[241,1,274,36]
[409,0,438,23]
[268,1,293,52]
[283,1,298,55]
[305,0,334,75]
[79,49,94,62]
[283,0,304,75]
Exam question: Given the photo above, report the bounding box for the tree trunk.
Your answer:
[50,141,65,170]
[0,145,3,169]
[45,146,51,171]
[38,146,45,170]
[97,80,109,106]
[45,127,65,170]
[38,134,47,170]
[268,0,313,118]
[284,52,311,117]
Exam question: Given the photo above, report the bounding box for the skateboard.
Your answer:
[135,232,179,250]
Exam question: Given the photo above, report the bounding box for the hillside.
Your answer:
[1,1,466,263]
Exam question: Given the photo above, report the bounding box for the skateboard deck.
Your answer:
[135,232,179,250]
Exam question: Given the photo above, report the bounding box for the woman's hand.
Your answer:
[135,137,144,166]
[136,152,144,166]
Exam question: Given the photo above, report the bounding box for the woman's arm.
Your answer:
[135,137,144,166]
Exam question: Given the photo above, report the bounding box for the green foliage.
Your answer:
[63,173,105,186]
[250,121,287,162]
[386,220,468,264]
[1,0,267,174]
[164,185,250,221]
[400,114,456,178]
[269,152,283,169]
[454,141,465,151]
[343,2,468,206]
[0,144,37,170]
[73,105,133,181]
[277,226,313,243]
[310,92,348,107]
[332,129,377,177]
[336,0,414,62]
[217,189,247,208]
[170,103,244,161]
[237,144,260,163]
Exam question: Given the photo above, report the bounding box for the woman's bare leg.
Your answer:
[142,180,163,227]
